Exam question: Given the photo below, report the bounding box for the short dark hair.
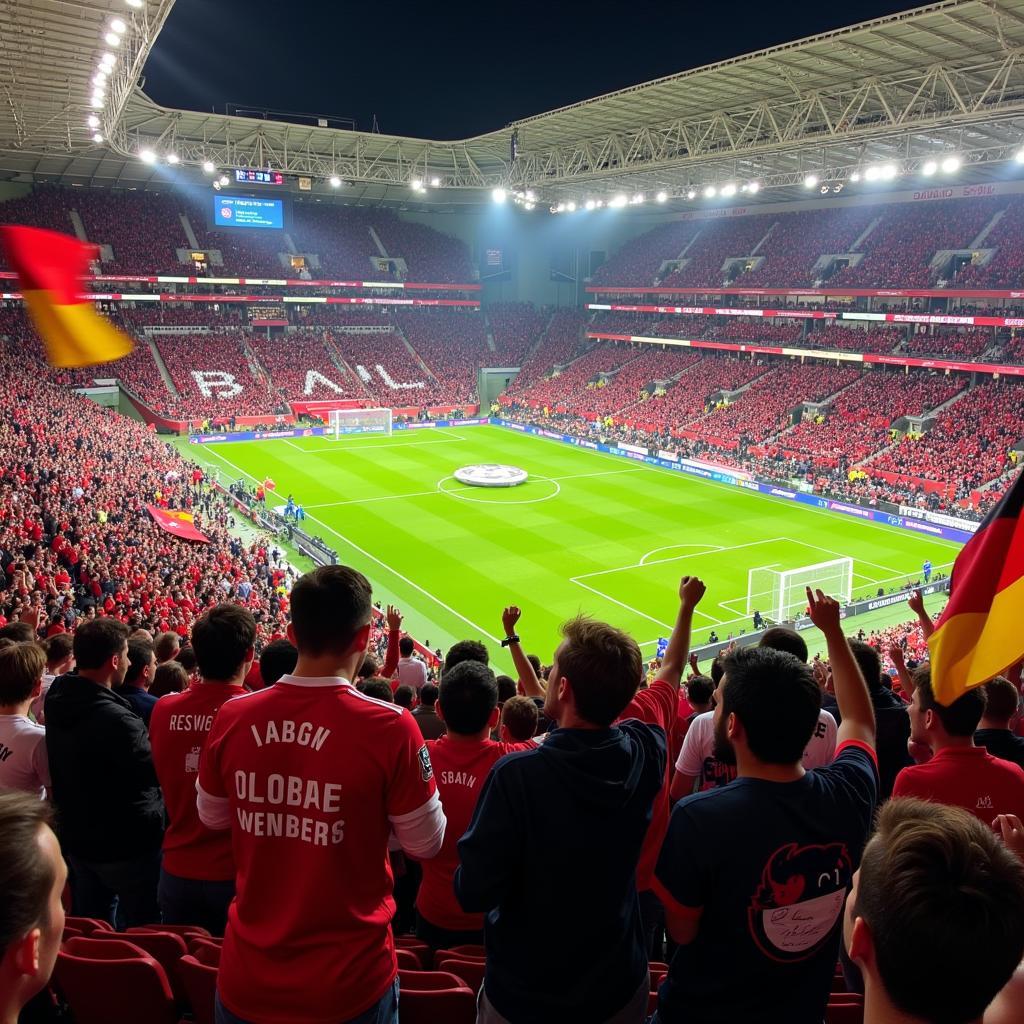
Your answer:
[686,675,715,706]
[73,619,130,670]
[150,661,188,699]
[759,626,808,664]
[394,684,415,710]
[43,632,73,668]
[154,631,180,663]
[855,798,1024,1024]
[439,660,498,735]
[721,646,821,764]
[848,638,882,693]
[982,677,1019,724]
[444,639,489,672]
[357,654,378,680]
[124,639,155,686]
[526,654,542,677]
[710,656,726,686]
[258,639,298,687]
[558,616,642,727]
[175,645,197,672]
[918,675,986,736]
[419,682,439,708]
[501,696,539,741]
[361,679,393,703]
[0,643,45,705]
[191,604,256,682]
[0,622,35,643]
[495,675,517,704]
[399,636,414,657]
[0,793,56,955]
[289,565,372,657]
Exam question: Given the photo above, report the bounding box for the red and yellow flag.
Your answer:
[928,470,1024,705]
[146,506,210,544]
[0,225,133,368]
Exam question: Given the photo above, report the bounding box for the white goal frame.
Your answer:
[327,407,393,439]
[746,557,854,623]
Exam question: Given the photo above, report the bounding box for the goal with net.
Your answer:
[746,557,854,623]
[327,408,393,439]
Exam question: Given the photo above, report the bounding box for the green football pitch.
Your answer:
[180,425,960,670]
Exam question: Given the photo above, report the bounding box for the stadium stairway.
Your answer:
[145,336,179,399]
[368,225,389,258]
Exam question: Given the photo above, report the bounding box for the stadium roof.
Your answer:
[5,0,1024,207]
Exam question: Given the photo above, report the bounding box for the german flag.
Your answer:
[0,225,133,368]
[928,470,1024,705]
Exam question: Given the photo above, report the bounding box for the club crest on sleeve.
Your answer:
[418,745,433,782]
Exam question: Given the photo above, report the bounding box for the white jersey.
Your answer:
[0,714,51,798]
[675,709,837,792]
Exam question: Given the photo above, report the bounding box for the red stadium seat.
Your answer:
[398,969,469,991]
[132,922,212,939]
[436,957,485,993]
[54,945,177,1024]
[397,947,423,970]
[89,928,189,1000]
[395,936,433,969]
[178,954,218,1024]
[398,986,476,1024]
[826,996,865,1023]
[189,937,224,964]
[63,916,114,934]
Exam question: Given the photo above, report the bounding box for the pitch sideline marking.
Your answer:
[196,445,503,644]
[569,578,675,631]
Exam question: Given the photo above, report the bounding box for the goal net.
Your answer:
[327,407,393,439]
[746,557,854,623]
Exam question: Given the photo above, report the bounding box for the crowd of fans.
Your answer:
[486,303,550,365]
[591,221,703,286]
[248,331,356,403]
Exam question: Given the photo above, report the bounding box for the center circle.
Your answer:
[438,474,561,505]
[453,464,529,487]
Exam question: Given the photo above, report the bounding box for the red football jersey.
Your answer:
[150,682,245,880]
[892,745,1024,824]
[417,735,532,931]
[198,676,437,1024]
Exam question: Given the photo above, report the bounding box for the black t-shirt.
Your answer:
[655,743,878,1024]
[975,728,1024,769]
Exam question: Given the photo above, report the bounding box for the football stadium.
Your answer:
[2,0,1024,1022]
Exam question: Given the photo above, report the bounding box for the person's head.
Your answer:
[394,684,415,710]
[287,566,372,668]
[438,660,499,737]
[709,656,726,688]
[545,616,642,727]
[154,631,181,664]
[175,645,197,673]
[0,794,66,1015]
[526,653,542,678]
[714,646,821,767]
[42,633,73,675]
[495,675,517,705]
[72,618,131,686]
[444,640,489,673]
[686,675,715,711]
[500,695,539,742]
[191,604,257,684]
[149,661,189,699]
[361,679,393,703]
[981,676,1020,729]
[848,638,882,694]
[419,682,439,709]
[0,643,45,708]
[258,638,298,688]
[0,623,35,644]
[123,638,156,690]
[910,670,986,749]
[846,798,1024,1024]
[357,654,378,680]
[129,628,154,644]
[399,636,414,658]
[758,626,808,663]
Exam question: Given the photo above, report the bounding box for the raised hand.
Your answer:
[805,588,841,634]
[386,605,402,632]
[907,589,925,616]
[679,576,706,608]
[502,606,522,637]
[994,814,1024,861]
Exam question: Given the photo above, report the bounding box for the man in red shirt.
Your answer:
[197,566,445,1024]
[415,659,534,950]
[892,667,1024,823]
[150,604,255,934]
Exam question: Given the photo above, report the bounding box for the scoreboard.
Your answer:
[234,169,285,185]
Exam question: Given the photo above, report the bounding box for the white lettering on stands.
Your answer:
[192,371,243,399]
[303,370,344,395]
[375,365,425,390]
[249,720,331,750]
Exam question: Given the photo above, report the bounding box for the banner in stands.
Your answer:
[492,420,977,545]
[189,418,490,445]
[899,506,981,534]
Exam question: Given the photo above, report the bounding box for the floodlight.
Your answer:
[105,32,120,46]
[703,185,717,198]
[139,148,156,164]
[126,0,144,7]
[941,156,961,173]
[1016,149,1024,165]
[922,161,937,176]
[87,114,100,128]
[218,174,229,186]
[656,191,668,203]
[166,153,179,165]
[721,183,737,197]
[584,199,596,210]
[747,181,760,193]
[92,133,103,143]
[110,18,127,32]
[609,194,627,208]
[566,201,576,212]
[90,95,104,109]
[804,174,818,188]
[202,160,215,174]
[850,171,861,182]
[686,189,697,200]
[430,176,440,187]
[492,187,507,203]
[329,175,341,187]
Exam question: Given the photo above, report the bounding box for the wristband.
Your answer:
[501,634,520,647]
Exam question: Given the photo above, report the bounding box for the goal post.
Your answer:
[327,407,393,439]
[746,557,854,623]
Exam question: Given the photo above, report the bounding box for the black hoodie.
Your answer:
[44,672,164,861]
[455,720,665,1022]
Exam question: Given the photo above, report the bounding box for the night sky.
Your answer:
[144,0,919,140]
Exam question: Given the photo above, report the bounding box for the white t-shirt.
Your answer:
[674,709,837,792]
[29,674,54,725]
[395,656,428,691]
[0,714,51,798]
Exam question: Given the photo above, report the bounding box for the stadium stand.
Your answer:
[486,302,549,365]
[590,221,704,286]
[249,331,356,403]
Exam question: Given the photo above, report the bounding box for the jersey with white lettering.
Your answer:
[149,682,245,879]
[417,735,532,931]
[198,676,437,1024]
